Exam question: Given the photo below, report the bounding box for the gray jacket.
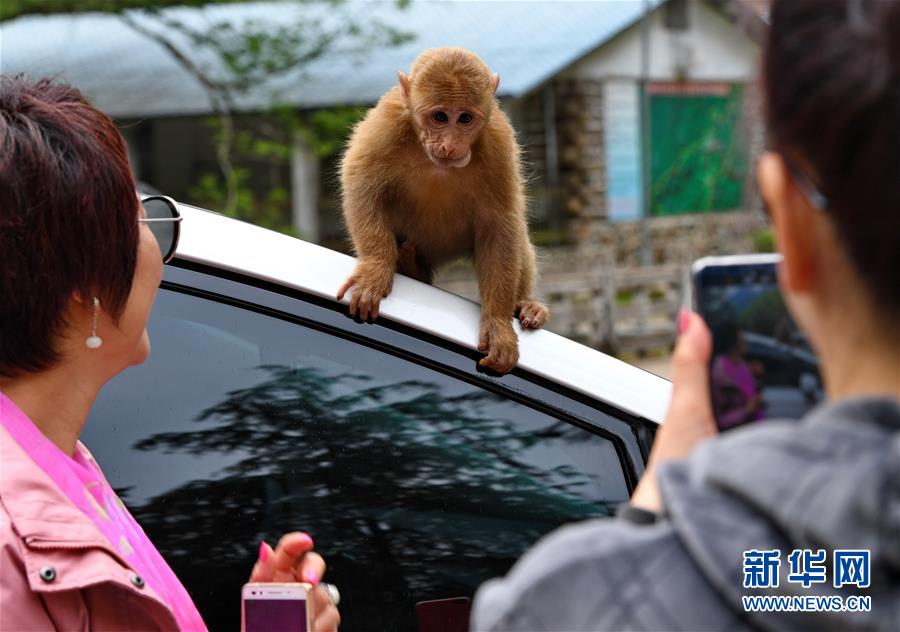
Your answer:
[472,397,900,631]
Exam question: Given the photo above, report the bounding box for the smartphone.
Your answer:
[241,583,313,632]
[692,254,823,431]
[415,596,471,632]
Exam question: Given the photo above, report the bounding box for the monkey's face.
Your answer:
[398,53,498,169]
[412,104,486,169]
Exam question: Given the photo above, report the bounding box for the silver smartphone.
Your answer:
[241,582,314,632]
[692,254,823,431]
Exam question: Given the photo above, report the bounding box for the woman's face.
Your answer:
[757,152,845,360]
[108,202,164,367]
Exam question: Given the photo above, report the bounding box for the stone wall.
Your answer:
[438,210,768,290]
[554,78,606,241]
[739,81,766,212]
[550,77,768,256]
[514,89,553,230]
[581,209,768,268]
[436,209,769,355]
[466,75,770,354]
[513,78,607,240]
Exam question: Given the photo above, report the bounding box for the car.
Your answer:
[742,331,823,419]
[83,200,672,631]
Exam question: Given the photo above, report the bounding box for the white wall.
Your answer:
[566,1,759,82]
[564,1,759,223]
[604,81,644,221]
[291,136,320,242]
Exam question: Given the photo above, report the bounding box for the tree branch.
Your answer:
[118,11,240,213]
[1,0,249,23]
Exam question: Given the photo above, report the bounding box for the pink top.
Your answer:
[712,355,764,427]
[0,392,207,631]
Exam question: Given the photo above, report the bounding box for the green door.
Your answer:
[648,83,748,216]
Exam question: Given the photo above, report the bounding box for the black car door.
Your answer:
[84,264,653,631]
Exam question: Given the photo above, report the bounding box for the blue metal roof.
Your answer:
[1,0,663,118]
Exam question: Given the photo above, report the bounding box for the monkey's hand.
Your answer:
[337,261,395,321]
[516,300,551,329]
[478,318,519,374]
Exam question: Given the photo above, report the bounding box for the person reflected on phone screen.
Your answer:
[711,321,765,428]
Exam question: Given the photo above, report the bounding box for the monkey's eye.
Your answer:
[432,111,449,124]
[458,112,474,124]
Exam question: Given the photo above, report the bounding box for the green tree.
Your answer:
[131,365,609,629]
[1,0,243,19]
[3,0,411,231]
[738,289,787,334]
[187,104,368,235]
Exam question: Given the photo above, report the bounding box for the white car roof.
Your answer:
[173,203,671,423]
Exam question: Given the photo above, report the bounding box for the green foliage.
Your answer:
[753,227,775,253]
[0,0,240,21]
[302,106,368,157]
[189,168,299,236]
[8,0,411,236]
[2,0,413,21]
[529,227,571,247]
[145,5,412,99]
[616,288,635,305]
[189,106,365,235]
[738,289,787,334]
[269,104,367,158]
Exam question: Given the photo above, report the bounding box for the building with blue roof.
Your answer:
[2,0,764,256]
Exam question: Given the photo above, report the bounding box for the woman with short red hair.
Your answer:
[0,76,340,631]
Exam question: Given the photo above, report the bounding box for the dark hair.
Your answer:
[0,76,138,377]
[764,0,900,316]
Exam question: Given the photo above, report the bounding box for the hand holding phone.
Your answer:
[629,308,717,512]
[245,533,340,632]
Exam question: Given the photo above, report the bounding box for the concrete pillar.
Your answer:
[290,135,320,242]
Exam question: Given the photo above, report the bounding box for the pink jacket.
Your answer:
[0,425,179,630]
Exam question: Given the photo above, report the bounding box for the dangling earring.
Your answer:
[85,297,103,349]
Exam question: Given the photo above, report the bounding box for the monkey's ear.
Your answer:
[397,71,411,99]
[490,73,500,94]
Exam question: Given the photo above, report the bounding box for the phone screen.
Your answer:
[243,596,308,632]
[694,258,823,430]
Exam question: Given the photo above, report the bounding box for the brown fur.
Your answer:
[337,47,549,373]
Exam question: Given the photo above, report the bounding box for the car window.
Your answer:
[86,287,630,631]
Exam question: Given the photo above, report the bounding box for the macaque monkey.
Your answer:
[337,47,550,374]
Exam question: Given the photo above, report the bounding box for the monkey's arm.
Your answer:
[474,214,523,374]
[336,181,399,321]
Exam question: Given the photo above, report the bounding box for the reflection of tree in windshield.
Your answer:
[739,290,784,336]
[131,366,612,631]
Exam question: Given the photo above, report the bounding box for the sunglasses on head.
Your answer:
[140,195,182,263]
[759,156,829,222]
[785,158,828,211]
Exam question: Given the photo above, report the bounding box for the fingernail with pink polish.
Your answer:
[304,570,319,585]
[298,532,314,547]
[678,308,691,335]
[258,541,269,563]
